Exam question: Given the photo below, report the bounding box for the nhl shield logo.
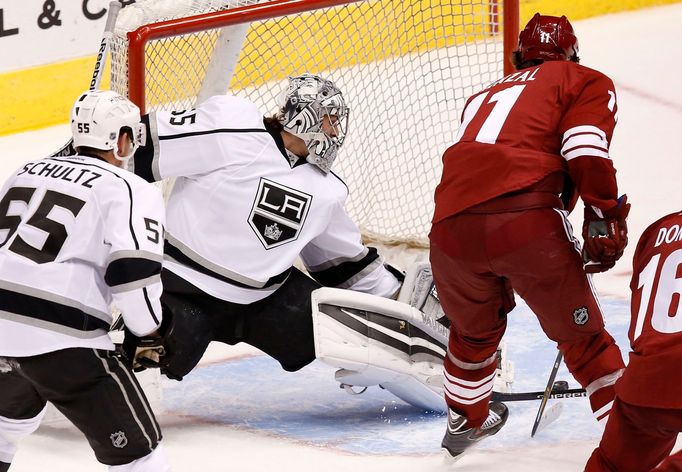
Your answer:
[573,306,589,325]
[248,178,312,249]
[110,431,128,448]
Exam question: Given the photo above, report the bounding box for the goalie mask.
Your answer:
[70,90,145,161]
[279,74,349,174]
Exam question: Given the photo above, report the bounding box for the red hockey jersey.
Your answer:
[433,60,619,222]
[616,210,682,409]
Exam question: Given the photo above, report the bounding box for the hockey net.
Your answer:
[109,0,518,247]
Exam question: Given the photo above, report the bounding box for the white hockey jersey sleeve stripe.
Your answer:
[561,134,608,153]
[561,125,610,161]
[306,246,381,288]
[108,250,164,265]
[105,256,162,287]
[305,247,370,272]
[327,256,383,290]
[341,260,399,298]
[109,274,161,294]
[561,125,607,145]
[562,146,610,161]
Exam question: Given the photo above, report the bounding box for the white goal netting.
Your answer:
[110,0,509,246]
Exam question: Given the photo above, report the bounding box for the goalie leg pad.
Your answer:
[311,287,449,412]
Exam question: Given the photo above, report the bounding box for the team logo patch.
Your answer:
[110,431,128,448]
[248,178,312,249]
[573,306,589,325]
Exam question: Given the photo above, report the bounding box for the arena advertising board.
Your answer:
[0,0,133,73]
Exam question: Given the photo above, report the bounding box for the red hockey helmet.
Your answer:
[516,13,579,65]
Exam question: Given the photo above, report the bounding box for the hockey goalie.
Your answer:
[122,72,513,414]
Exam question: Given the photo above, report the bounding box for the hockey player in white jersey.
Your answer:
[130,74,448,410]
[0,90,171,471]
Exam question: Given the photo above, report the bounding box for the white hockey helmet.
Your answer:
[70,90,144,161]
[279,74,349,173]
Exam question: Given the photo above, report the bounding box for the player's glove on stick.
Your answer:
[121,313,175,372]
[582,195,630,273]
[122,331,167,372]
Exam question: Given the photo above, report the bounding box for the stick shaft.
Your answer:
[50,1,122,157]
[492,387,586,402]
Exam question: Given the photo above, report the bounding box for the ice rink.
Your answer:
[1,3,682,471]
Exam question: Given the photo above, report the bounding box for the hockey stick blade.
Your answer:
[49,1,122,158]
[531,351,563,437]
[533,402,564,435]
[491,387,586,402]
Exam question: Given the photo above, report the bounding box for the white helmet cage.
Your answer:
[70,90,145,161]
[278,74,349,173]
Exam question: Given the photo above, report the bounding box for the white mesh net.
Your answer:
[110,0,507,246]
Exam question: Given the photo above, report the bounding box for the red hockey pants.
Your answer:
[430,207,625,427]
[586,397,682,472]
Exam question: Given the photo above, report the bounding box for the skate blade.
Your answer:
[441,447,467,464]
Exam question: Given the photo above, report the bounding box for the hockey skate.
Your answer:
[441,401,509,459]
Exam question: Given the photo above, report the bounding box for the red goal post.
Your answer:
[110,0,519,247]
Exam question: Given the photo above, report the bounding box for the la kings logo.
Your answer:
[248,178,312,249]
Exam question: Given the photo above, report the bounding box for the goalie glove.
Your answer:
[582,195,630,273]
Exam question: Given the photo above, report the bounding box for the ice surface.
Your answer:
[2,3,682,470]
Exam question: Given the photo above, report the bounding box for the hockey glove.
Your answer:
[121,312,175,372]
[582,195,630,273]
[121,330,167,372]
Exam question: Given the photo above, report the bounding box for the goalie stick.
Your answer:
[50,1,122,157]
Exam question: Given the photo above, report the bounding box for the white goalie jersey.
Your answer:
[0,155,165,357]
[132,94,399,303]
